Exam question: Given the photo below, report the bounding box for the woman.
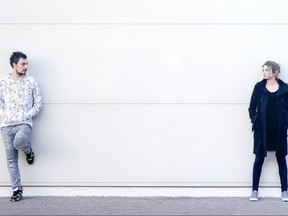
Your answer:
[248,61,288,201]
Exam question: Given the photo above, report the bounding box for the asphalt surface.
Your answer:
[1,196,288,215]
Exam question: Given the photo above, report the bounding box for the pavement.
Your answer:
[1,197,288,215]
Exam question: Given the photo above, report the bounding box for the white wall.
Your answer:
[0,0,288,196]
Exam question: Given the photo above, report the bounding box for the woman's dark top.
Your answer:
[266,89,279,151]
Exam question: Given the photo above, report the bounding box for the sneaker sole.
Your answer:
[11,196,23,202]
[249,198,258,201]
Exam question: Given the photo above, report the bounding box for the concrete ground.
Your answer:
[1,197,288,215]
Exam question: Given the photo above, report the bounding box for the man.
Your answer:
[0,51,42,202]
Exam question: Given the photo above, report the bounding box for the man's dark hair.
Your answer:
[9,51,27,68]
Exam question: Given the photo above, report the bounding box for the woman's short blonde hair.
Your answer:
[263,61,280,75]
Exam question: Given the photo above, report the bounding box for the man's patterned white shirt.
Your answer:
[0,74,42,127]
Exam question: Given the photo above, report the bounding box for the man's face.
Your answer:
[13,58,28,76]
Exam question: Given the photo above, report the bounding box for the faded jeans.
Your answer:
[1,124,32,189]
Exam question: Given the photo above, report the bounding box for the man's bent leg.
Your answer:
[14,124,32,154]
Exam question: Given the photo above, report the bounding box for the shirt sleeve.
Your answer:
[0,81,4,117]
[27,80,42,118]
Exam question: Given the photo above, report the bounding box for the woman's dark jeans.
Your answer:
[252,155,287,192]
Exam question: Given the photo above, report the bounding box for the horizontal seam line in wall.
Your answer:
[42,103,249,105]
[0,185,280,188]
[0,182,277,186]
[1,23,288,26]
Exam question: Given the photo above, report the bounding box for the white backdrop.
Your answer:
[0,0,288,194]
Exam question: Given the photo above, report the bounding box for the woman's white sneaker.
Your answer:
[281,191,288,202]
[249,190,258,201]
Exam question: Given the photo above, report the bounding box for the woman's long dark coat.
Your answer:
[248,79,288,157]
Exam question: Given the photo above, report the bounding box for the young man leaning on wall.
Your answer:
[0,51,42,202]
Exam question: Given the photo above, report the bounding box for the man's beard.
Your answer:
[17,70,27,76]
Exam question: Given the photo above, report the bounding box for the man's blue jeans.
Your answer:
[1,124,32,189]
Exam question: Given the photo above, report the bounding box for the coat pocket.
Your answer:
[252,113,259,132]
[285,113,288,129]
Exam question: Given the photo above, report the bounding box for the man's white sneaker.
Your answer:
[281,191,288,202]
[249,190,258,201]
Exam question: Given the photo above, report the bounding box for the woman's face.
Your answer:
[263,65,276,80]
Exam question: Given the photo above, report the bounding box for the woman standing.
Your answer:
[248,61,288,201]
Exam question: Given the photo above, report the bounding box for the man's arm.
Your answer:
[0,82,5,117]
[27,81,42,118]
